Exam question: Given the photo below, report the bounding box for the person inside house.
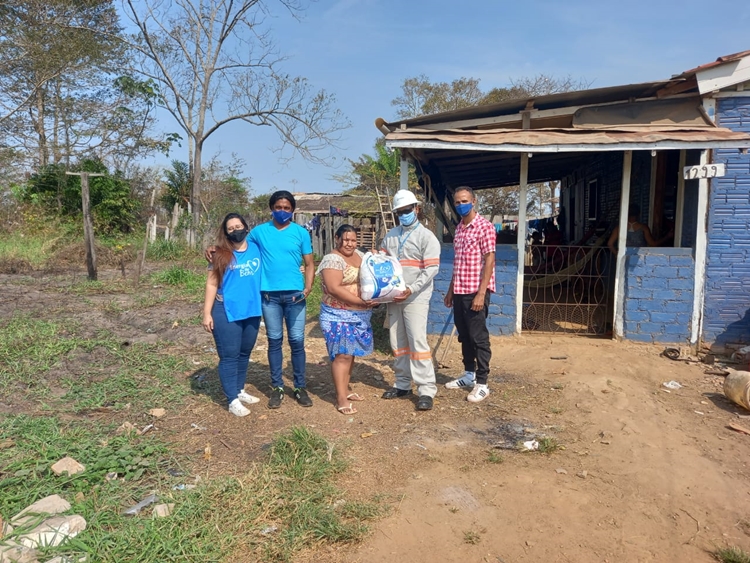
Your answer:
[202,212,262,417]
[379,189,442,411]
[206,190,315,410]
[607,204,674,254]
[316,224,374,415]
[443,186,496,403]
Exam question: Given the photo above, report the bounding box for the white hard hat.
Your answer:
[392,190,419,211]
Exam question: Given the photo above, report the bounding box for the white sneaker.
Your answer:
[445,371,476,389]
[237,390,260,405]
[228,399,251,417]
[467,384,490,403]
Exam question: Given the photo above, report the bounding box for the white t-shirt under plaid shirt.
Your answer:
[452,214,496,295]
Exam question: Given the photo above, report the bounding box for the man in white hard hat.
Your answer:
[379,189,441,410]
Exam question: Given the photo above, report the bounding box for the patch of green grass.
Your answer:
[715,546,750,563]
[151,265,204,288]
[0,422,381,563]
[0,231,55,268]
[62,343,192,412]
[150,266,205,301]
[0,315,86,394]
[538,437,562,454]
[463,530,481,544]
[487,451,504,464]
[306,280,322,319]
[146,239,191,261]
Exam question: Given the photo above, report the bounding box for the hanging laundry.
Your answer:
[303,215,321,232]
[330,205,349,217]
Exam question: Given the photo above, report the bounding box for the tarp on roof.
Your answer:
[386,126,750,152]
[572,98,710,130]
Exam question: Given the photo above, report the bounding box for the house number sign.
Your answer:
[683,163,726,180]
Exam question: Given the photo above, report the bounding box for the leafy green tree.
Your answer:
[161,160,192,212]
[339,138,414,199]
[23,158,139,233]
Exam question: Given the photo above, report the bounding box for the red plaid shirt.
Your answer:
[452,214,496,294]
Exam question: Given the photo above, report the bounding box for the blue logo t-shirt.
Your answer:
[217,242,262,321]
[248,221,312,291]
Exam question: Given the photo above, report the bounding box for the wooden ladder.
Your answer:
[375,184,395,242]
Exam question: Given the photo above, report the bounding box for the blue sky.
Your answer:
[149,0,750,195]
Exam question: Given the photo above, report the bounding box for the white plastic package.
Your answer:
[359,252,406,303]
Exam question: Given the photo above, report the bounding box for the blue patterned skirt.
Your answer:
[319,303,373,361]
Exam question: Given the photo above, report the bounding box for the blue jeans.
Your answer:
[211,300,261,402]
[261,290,307,389]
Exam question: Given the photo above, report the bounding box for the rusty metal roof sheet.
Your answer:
[677,50,750,78]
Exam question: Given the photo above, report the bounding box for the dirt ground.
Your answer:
[4,268,750,563]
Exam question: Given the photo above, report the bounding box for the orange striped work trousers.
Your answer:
[387,300,437,398]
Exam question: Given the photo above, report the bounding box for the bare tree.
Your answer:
[121,0,349,245]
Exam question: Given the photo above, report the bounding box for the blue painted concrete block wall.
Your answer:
[427,244,517,336]
[703,96,750,347]
[623,248,695,343]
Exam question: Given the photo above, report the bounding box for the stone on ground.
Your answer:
[0,542,38,563]
[11,495,71,526]
[16,515,87,549]
[151,503,175,518]
[50,457,85,477]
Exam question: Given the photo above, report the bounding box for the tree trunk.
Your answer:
[189,140,203,248]
[34,86,48,168]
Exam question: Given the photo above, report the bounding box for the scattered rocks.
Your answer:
[148,408,166,418]
[151,504,175,518]
[12,495,71,526]
[50,458,85,477]
[555,468,568,475]
[17,515,87,548]
[577,471,589,479]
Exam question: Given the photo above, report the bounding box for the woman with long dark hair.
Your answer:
[317,224,373,414]
[202,213,263,417]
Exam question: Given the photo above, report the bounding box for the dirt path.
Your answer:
[352,338,750,563]
[3,270,750,562]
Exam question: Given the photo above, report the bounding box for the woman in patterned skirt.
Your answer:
[317,224,373,414]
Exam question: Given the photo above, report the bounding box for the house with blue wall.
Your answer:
[376,51,750,350]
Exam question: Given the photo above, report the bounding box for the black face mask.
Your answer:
[227,228,248,243]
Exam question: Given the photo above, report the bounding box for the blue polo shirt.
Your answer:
[248,221,312,291]
[216,242,262,321]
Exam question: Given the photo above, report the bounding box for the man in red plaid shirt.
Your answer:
[443,186,495,402]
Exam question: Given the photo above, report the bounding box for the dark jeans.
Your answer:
[261,290,307,389]
[453,292,492,385]
[211,300,261,403]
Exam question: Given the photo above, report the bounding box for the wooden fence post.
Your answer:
[66,171,104,281]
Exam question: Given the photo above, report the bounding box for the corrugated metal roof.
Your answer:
[386,81,671,129]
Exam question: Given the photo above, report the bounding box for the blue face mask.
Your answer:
[399,211,417,227]
[455,202,473,217]
[272,209,293,224]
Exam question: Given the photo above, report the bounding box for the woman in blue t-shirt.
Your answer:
[202,213,263,417]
